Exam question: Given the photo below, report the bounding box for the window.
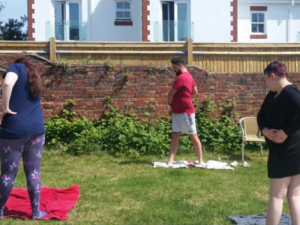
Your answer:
[250,6,267,39]
[251,12,265,33]
[116,2,131,21]
[159,2,191,42]
[52,1,82,40]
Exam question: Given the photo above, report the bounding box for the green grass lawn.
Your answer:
[0,150,291,225]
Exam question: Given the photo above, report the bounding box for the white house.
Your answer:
[238,0,300,42]
[28,0,143,41]
[27,0,300,42]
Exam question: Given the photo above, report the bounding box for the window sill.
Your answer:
[250,6,267,11]
[250,34,267,39]
[114,21,133,26]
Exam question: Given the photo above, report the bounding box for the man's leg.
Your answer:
[266,177,290,225]
[287,174,300,225]
[185,113,204,164]
[168,132,181,165]
[189,134,204,164]
[168,114,181,165]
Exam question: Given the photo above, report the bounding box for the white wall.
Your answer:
[32,0,52,41]
[238,2,300,42]
[147,0,159,41]
[191,0,231,42]
[90,0,142,41]
[290,6,300,42]
[148,0,232,42]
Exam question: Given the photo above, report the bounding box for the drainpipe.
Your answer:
[88,0,92,40]
[288,0,294,42]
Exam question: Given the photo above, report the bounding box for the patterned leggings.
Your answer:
[0,134,45,215]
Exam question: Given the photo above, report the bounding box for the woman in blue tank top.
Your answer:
[0,57,47,219]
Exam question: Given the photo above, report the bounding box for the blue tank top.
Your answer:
[0,63,45,139]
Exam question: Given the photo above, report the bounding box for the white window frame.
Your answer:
[251,11,266,34]
[159,0,191,42]
[51,0,82,40]
[116,1,131,21]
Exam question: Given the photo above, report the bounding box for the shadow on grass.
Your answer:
[117,160,152,165]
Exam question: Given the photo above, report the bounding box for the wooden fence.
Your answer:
[1,38,300,73]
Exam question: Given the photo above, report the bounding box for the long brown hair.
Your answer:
[14,57,42,97]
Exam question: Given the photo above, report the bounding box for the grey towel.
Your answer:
[228,213,291,225]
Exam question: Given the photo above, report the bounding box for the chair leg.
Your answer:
[242,140,245,166]
[260,143,263,156]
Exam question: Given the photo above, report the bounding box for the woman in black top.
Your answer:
[257,61,300,225]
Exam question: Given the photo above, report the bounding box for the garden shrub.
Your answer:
[45,97,257,156]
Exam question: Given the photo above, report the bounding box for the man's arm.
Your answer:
[192,86,198,98]
[168,87,177,105]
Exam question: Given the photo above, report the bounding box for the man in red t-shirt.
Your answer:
[167,57,204,166]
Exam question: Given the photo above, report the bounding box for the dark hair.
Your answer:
[14,57,42,97]
[171,57,186,66]
[264,61,288,78]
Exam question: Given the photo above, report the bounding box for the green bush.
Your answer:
[45,97,250,156]
[195,96,242,152]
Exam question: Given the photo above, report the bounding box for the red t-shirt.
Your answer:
[171,72,195,114]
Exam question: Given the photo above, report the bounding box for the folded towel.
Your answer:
[4,184,80,220]
[152,160,234,170]
[152,161,189,168]
[195,160,234,170]
[228,213,291,225]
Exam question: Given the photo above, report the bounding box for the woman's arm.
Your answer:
[257,91,272,131]
[282,87,300,135]
[1,72,18,119]
[257,92,278,141]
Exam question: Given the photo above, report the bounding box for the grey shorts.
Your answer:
[172,113,197,135]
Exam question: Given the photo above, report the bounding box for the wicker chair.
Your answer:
[239,117,265,166]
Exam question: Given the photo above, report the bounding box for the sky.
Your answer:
[0,0,27,22]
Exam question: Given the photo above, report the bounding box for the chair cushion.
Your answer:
[244,135,265,142]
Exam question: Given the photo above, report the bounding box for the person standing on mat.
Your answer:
[257,61,300,225]
[0,57,47,219]
[167,57,204,166]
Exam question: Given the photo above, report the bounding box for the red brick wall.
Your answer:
[230,0,238,42]
[142,0,150,41]
[1,54,300,120]
[27,0,35,41]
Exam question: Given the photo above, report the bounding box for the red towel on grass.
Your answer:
[4,184,80,220]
